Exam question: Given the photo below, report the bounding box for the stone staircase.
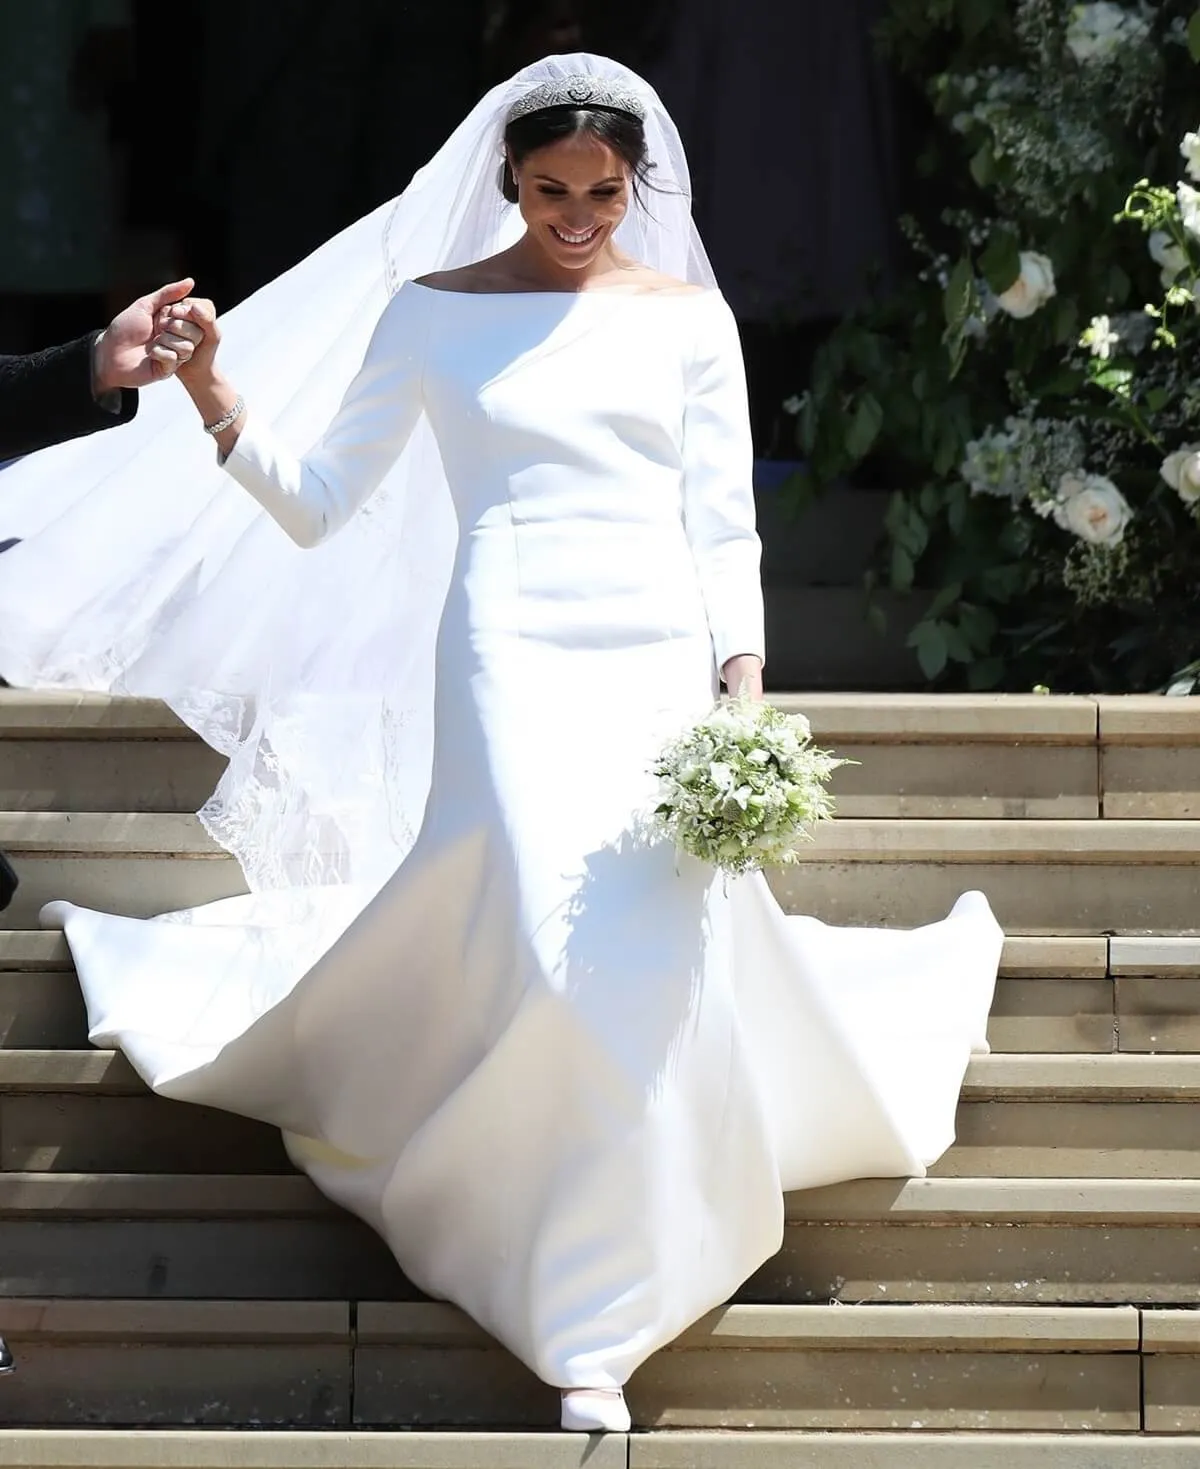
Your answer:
[0,690,1198,1467]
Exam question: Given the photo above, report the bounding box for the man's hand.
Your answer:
[92,279,206,394]
[721,654,764,701]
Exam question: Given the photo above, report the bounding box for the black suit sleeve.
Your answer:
[0,334,138,461]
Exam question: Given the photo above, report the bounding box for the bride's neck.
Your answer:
[504,237,634,293]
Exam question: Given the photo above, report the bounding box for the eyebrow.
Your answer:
[532,174,625,186]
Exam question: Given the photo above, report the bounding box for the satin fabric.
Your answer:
[48,286,1002,1389]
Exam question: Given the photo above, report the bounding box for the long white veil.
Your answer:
[0,54,715,943]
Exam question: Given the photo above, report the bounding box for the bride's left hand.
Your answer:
[721,654,763,701]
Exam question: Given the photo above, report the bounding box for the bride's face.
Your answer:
[512,134,630,272]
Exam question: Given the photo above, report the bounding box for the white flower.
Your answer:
[1080,314,1120,360]
[996,252,1057,319]
[1159,445,1200,504]
[707,760,735,791]
[1182,131,1200,184]
[1051,472,1133,546]
[1066,1,1149,62]
[651,698,845,876]
[961,426,1019,498]
[1178,184,1200,243]
[1149,229,1190,289]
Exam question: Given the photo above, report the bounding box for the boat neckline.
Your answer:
[407,280,719,300]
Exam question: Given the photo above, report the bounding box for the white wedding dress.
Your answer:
[46,280,1004,1390]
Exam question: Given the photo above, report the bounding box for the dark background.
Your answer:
[0,0,905,454]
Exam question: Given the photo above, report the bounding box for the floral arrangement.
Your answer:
[790,0,1200,692]
[650,698,847,876]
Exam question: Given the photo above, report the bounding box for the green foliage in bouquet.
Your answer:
[651,699,848,877]
[790,0,1200,692]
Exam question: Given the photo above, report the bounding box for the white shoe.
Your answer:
[560,1388,631,1433]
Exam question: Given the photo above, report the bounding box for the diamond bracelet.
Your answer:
[203,396,246,437]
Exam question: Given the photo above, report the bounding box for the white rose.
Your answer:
[1051,472,1133,546]
[1182,131,1200,184]
[996,251,1057,319]
[1178,184,1200,243]
[1159,445,1200,504]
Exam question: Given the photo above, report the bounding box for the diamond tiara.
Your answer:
[506,76,648,126]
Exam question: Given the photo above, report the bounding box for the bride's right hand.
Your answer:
[154,297,245,448]
[156,297,221,386]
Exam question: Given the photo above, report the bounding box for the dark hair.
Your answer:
[500,106,656,205]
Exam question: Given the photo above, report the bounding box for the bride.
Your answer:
[0,55,1002,1433]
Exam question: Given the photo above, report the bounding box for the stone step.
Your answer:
[0,740,226,814]
[1,1174,1197,1306]
[778,818,1200,933]
[3,1049,1196,1098]
[790,693,1102,819]
[0,1299,1151,1430]
[1096,695,1200,819]
[3,691,1197,820]
[0,812,244,927]
[0,1052,1197,1180]
[0,690,220,813]
[1111,937,1200,1052]
[0,1432,625,1469]
[5,1435,1200,1469]
[0,1299,351,1428]
[0,933,1120,1055]
[6,814,1200,933]
[0,691,1105,820]
[768,1175,1200,1306]
[634,1436,1200,1468]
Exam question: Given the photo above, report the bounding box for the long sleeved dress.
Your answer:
[48,282,1002,1389]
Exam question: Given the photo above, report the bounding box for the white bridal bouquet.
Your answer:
[651,697,848,877]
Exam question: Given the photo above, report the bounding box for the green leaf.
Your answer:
[884,490,910,538]
[959,602,999,652]
[919,482,941,517]
[1037,366,1086,398]
[943,256,975,332]
[978,229,1021,297]
[1107,265,1131,307]
[1094,365,1135,397]
[1189,8,1200,63]
[926,581,964,620]
[908,620,949,680]
[944,622,974,663]
[866,601,888,636]
[942,255,978,381]
[1145,386,1170,413]
[981,563,1025,601]
[845,393,885,461]
[966,656,1005,690]
[891,543,916,591]
[895,504,930,559]
[969,144,996,189]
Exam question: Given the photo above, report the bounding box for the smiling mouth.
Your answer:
[551,224,601,246]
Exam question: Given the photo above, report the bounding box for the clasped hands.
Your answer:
[112,286,766,704]
[92,277,217,394]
